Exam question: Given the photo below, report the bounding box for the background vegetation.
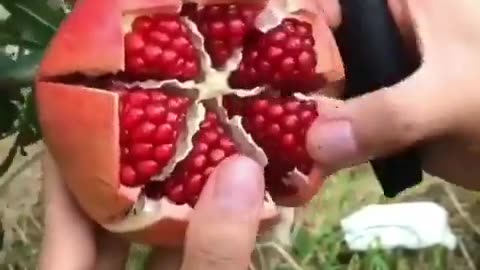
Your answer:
[3,139,480,270]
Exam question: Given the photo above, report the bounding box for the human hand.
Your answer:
[305,0,480,191]
[39,154,265,270]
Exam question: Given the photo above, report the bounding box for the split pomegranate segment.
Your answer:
[224,94,318,196]
[144,112,239,207]
[124,15,201,81]
[186,3,261,68]
[229,18,323,93]
[118,88,192,187]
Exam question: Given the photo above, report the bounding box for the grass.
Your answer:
[1,140,480,269]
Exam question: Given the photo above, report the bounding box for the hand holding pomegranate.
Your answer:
[308,0,480,191]
[34,0,480,259]
[39,154,264,270]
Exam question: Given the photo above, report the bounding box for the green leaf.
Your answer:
[0,0,66,46]
[293,228,317,262]
[17,88,41,147]
[0,50,43,88]
[1,0,66,30]
[0,96,18,136]
[0,31,45,48]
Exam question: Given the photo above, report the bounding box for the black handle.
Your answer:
[335,0,422,197]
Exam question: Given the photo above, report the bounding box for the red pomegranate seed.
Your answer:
[120,165,137,187]
[136,160,160,179]
[167,184,187,205]
[130,143,154,160]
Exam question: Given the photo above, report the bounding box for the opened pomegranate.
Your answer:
[36,0,344,246]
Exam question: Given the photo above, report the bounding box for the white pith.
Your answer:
[103,2,320,233]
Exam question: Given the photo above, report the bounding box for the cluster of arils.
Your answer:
[111,2,324,207]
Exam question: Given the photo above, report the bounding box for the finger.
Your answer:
[307,0,480,174]
[40,154,131,270]
[181,155,264,270]
[145,248,184,270]
[306,68,457,172]
[315,0,411,31]
[39,154,97,270]
[95,231,131,270]
[421,137,480,190]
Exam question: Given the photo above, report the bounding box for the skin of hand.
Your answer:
[307,0,480,192]
[39,154,265,270]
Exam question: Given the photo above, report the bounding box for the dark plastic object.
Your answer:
[335,0,422,197]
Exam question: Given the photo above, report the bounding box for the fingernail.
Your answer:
[212,157,263,213]
[307,120,359,167]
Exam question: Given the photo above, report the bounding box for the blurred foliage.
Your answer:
[0,0,70,177]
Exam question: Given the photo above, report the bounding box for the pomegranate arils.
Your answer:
[190,4,261,68]
[230,18,323,94]
[119,88,191,187]
[225,95,317,195]
[125,15,200,81]
[121,165,137,187]
[80,4,323,206]
[145,112,238,207]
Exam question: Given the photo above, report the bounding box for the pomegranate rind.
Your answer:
[39,0,184,78]
[275,169,325,206]
[121,0,181,13]
[105,198,279,246]
[299,12,344,82]
[193,0,267,6]
[121,211,280,246]
[36,82,133,223]
[39,0,124,78]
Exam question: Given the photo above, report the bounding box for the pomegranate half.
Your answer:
[36,0,344,246]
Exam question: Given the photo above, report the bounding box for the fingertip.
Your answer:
[182,155,264,270]
[316,0,342,29]
[215,154,265,188]
[306,118,361,170]
[197,154,265,216]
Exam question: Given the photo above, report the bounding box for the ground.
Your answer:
[1,138,480,270]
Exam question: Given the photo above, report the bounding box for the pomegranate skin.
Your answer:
[36,0,344,246]
[37,82,130,223]
[38,0,124,78]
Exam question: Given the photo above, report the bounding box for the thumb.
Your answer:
[306,69,457,172]
[180,155,264,270]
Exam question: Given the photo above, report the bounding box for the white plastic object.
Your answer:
[341,202,457,251]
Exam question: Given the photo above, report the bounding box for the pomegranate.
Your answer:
[36,0,344,246]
